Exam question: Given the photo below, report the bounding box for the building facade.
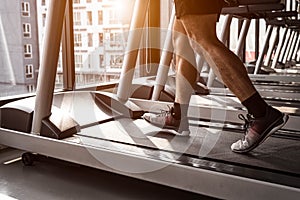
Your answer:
[0,0,39,89]
[38,0,132,88]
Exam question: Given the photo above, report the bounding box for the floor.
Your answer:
[0,148,216,200]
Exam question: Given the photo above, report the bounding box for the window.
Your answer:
[27,84,35,93]
[73,12,81,26]
[88,33,93,47]
[99,33,103,45]
[98,10,103,25]
[75,55,83,68]
[24,44,32,58]
[110,55,123,68]
[42,14,46,26]
[0,0,136,98]
[110,32,122,47]
[25,64,34,79]
[87,11,92,25]
[109,9,119,24]
[23,23,31,38]
[74,33,82,47]
[21,2,30,17]
[99,54,104,67]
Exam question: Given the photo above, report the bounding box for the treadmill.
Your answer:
[0,0,299,199]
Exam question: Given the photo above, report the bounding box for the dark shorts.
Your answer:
[174,0,226,18]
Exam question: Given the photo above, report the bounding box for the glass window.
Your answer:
[23,23,31,38]
[99,32,103,45]
[87,11,92,25]
[88,33,93,47]
[27,84,35,93]
[99,55,104,67]
[110,54,123,68]
[25,64,34,79]
[98,10,103,25]
[109,9,119,24]
[0,0,136,98]
[75,54,83,68]
[74,33,82,47]
[21,2,30,17]
[24,44,32,58]
[109,32,122,47]
[73,12,81,26]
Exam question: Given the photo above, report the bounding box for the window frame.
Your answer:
[24,44,32,58]
[25,64,34,79]
[21,2,30,17]
[23,23,31,38]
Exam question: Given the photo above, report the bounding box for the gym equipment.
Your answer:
[0,0,299,199]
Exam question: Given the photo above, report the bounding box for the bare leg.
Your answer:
[173,19,197,105]
[180,14,256,102]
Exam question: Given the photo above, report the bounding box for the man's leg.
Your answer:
[173,18,197,120]
[142,19,199,136]
[180,14,256,102]
[180,14,288,153]
[180,14,271,117]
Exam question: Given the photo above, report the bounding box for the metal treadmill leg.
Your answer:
[291,33,300,61]
[254,25,273,74]
[151,7,175,101]
[235,19,251,59]
[282,30,296,66]
[286,30,299,65]
[271,27,288,69]
[117,0,150,102]
[264,26,279,67]
[278,28,292,64]
[31,0,68,134]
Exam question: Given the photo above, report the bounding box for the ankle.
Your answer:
[242,92,268,118]
[173,102,189,120]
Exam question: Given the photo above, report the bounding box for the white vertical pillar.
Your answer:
[151,7,175,101]
[235,19,251,59]
[117,0,150,101]
[271,27,288,69]
[32,0,67,134]
[264,26,278,67]
[254,25,273,74]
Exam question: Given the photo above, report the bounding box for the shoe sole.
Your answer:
[165,129,190,137]
[143,116,190,137]
[232,114,289,154]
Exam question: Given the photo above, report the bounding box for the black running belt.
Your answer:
[78,118,300,176]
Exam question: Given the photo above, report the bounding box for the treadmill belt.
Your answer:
[78,118,300,176]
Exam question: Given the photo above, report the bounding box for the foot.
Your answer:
[231,106,289,153]
[194,82,210,95]
[142,106,190,136]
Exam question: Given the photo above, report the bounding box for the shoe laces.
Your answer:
[238,113,254,133]
[158,106,175,117]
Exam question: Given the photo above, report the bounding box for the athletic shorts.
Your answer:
[174,0,226,18]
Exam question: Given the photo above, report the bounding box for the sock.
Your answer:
[173,102,189,120]
[242,92,268,118]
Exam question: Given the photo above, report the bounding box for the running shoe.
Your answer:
[231,106,289,153]
[142,106,190,136]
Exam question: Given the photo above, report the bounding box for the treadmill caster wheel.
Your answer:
[22,152,35,166]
